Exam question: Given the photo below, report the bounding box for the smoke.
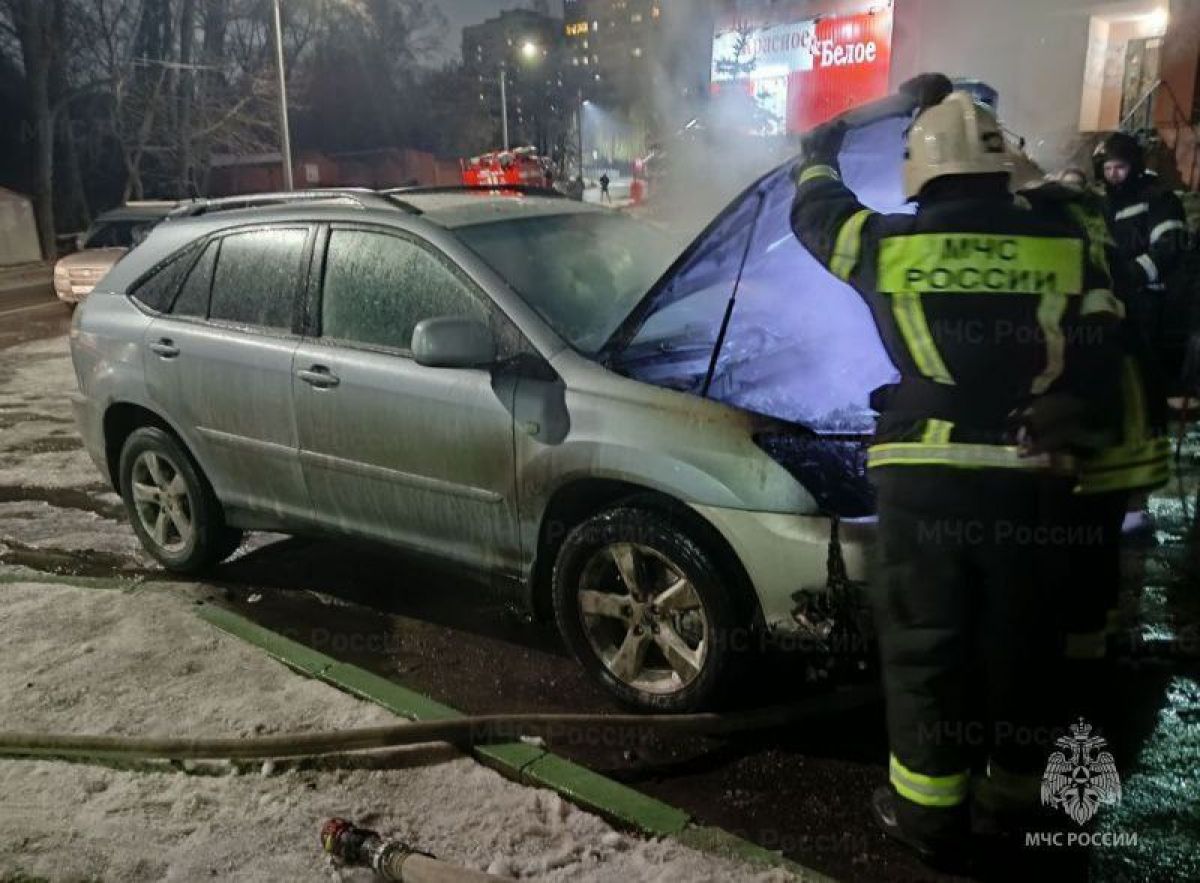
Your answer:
[633,0,797,240]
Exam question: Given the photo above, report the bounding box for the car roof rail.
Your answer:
[166,189,408,219]
[382,184,566,200]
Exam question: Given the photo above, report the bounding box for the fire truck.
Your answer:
[461,147,554,189]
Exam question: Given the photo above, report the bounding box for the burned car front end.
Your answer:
[596,115,917,642]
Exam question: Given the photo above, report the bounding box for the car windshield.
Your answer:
[83,219,144,249]
[453,213,680,355]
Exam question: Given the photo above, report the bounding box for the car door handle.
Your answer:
[297,365,340,389]
[149,338,180,359]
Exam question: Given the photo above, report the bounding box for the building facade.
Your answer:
[712,0,1199,184]
[561,0,718,170]
[462,6,567,155]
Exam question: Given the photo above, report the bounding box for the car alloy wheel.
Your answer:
[553,506,746,711]
[577,541,711,695]
[130,450,194,554]
[118,426,243,573]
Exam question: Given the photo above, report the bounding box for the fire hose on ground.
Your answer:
[0,687,876,761]
[0,689,877,880]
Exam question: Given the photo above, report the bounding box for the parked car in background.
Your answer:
[54,201,176,306]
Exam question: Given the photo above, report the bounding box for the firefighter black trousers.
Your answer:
[871,466,1073,841]
[1057,490,1127,650]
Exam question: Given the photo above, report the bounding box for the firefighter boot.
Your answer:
[871,786,971,870]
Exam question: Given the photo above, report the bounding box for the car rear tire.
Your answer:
[118,426,242,573]
[552,507,744,713]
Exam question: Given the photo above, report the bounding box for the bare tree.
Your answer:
[68,0,280,199]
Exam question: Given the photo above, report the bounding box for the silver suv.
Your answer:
[69,187,877,712]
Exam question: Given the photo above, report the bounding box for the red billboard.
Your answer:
[711,2,894,134]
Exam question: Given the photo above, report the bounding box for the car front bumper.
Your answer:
[689,503,875,636]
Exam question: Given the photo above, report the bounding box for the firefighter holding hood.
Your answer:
[790,76,1124,864]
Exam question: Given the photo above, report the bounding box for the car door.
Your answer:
[142,224,315,521]
[293,223,520,573]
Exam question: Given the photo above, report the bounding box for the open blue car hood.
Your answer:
[604,114,915,516]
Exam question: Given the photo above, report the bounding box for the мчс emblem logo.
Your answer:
[1041,718,1122,825]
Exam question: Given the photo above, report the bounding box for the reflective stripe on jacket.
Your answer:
[1076,356,1171,494]
[1105,173,1189,291]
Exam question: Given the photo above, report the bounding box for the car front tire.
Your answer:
[552,507,744,713]
[118,426,242,573]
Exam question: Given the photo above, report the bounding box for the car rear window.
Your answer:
[129,245,200,313]
[84,220,141,249]
[172,240,218,318]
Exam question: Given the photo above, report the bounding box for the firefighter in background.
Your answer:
[1018,178,1171,669]
[1093,133,1190,389]
[791,78,1124,862]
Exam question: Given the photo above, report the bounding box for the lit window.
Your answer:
[652,6,660,18]
[592,20,598,30]
[582,56,589,65]
[632,13,642,23]
[572,57,579,65]
[582,39,588,49]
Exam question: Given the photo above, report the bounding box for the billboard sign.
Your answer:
[711,2,894,134]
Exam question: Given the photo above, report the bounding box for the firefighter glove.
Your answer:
[1010,394,1087,456]
[801,119,849,167]
[898,73,955,113]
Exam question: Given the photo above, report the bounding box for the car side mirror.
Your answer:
[74,233,87,252]
[412,316,496,369]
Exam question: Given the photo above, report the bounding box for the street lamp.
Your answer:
[577,96,589,180]
[271,0,293,190]
[500,39,541,151]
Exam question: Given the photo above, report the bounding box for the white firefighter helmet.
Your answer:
[903,91,1015,199]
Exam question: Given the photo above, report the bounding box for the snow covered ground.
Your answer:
[0,336,796,881]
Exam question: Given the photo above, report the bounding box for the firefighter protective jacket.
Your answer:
[1104,171,1188,293]
[1023,182,1171,494]
[791,163,1123,473]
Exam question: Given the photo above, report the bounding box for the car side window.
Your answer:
[172,239,219,318]
[321,229,488,352]
[129,244,199,313]
[209,228,308,330]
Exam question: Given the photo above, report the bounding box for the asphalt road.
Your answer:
[0,279,70,349]
[2,298,1197,883]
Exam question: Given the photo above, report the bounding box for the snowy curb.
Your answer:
[197,604,832,881]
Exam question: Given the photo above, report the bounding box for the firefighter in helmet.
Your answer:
[790,77,1124,863]
[1093,132,1190,388]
